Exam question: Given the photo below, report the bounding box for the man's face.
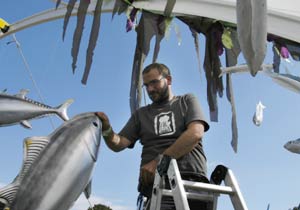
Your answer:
[142,68,169,103]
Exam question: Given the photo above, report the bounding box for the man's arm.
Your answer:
[162,121,205,158]
[141,121,205,186]
[96,112,132,152]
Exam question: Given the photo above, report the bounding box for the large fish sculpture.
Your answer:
[284,138,300,154]
[0,89,73,128]
[236,0,267,76]
[0,112,102,210]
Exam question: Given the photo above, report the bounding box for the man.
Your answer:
[97,63,210,209]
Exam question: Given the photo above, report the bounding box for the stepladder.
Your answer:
[147,156,248,210]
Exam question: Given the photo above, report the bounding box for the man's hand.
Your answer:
[96,112,111,131]
[140,159,159,186]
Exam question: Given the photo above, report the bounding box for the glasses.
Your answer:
[142,76,164,89]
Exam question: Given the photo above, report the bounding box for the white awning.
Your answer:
[1,0,300,43]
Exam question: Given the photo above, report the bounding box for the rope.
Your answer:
[8,34,55,129]
[87,197,94,209]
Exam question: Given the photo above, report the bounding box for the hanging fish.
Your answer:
[0,89,73,129]
[82,0,103,84]
[284,138,300,154]
[220,64,300,94]
[0,112,102,210]
[0,18,10,33]
[262,70,300,94]
[112,0,129,19]
[55,0,62,9]
[236,0,267,76]
[71,0,90,72]
[252,101,266,126]
[219,63,273,77]
[130,11,167,113]
[62,0,77,41]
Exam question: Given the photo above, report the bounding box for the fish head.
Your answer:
[284,140,292,150]
[65,112,102,161]
[257,101,266,110]
[284,140,300,154]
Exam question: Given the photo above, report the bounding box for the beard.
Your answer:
[148,83,169,104]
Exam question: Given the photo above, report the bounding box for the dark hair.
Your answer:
[142,63,171,77]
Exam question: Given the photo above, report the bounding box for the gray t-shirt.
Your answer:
[119,93,209,195]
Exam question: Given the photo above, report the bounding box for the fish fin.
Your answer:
[55,99,74,121]
[15,89,29,99]
[18,137,50,180]
[0,179,20,207]
[20,121,32,129]
[84,180,92,199]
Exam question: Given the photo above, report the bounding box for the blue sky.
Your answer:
[1,1,300,210]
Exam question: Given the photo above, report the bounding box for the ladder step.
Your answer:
[182,180,234,195]
[161,189,217,202]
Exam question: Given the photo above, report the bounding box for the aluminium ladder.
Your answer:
[149,158,248,210]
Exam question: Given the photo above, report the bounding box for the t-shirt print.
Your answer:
[154,111,176,136]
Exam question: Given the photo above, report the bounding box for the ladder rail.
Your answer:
[167,158,191,210]
[224,169,249,210]
[149,171,164,210]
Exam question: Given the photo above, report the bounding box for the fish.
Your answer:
[0,89,73,128]
[220,64,300,94]
[0,112,102,210]
[71,0,90,73]
[252,101,266,126]
[236,0,267,76]
[284,138,300,154]
[262,70,300,94]
[82,0,103,85]
[219,63,273,77]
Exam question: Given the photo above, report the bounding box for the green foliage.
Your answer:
[87,203,113,210]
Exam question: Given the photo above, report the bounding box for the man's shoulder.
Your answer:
[177,93,197,101]
[136,104,151,113]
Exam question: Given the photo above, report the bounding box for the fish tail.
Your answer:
[56,99,74,121]
[0,179,20,208]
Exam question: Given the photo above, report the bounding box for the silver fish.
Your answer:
[0,112,102,210]
[252,101,266,126]
[219,64,273,77]
[262,70,300,94]
[220,64,300,94]
[0,89,73,128]
[284,138,300,154]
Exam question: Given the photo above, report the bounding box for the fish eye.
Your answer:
[93,122,98,127]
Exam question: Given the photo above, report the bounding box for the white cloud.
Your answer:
[71,194,134,210]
